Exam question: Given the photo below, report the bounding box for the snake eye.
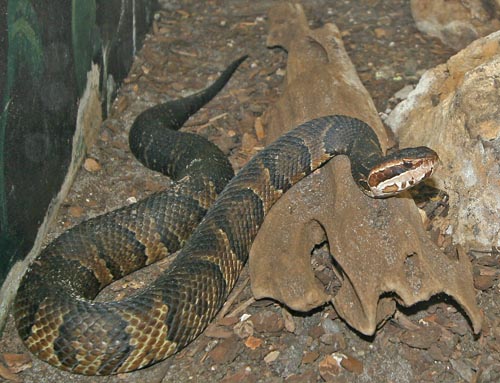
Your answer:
[403,160,414,168]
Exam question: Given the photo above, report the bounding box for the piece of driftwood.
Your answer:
[249,2,482,335]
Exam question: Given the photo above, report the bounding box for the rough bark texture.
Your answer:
[250,2,482,336]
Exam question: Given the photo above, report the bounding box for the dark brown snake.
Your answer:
[13,56,438,375]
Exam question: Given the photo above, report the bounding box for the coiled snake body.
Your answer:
[14,56,438,375]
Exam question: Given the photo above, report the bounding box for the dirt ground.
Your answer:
[1,0,499,382]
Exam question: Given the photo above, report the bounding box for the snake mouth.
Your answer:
[367,147,439,197]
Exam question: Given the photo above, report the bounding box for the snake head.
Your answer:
[367,146,439,198]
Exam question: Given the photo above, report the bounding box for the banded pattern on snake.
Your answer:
[13,56,438,375]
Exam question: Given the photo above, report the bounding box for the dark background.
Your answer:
[0,0,158,285]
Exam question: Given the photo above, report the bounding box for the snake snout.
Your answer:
[367,146,439,198]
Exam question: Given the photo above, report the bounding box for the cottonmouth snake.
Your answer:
[14,56,438,375]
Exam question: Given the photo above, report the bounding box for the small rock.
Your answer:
[285,370,317,382]
[450,358,475,382]
[321,318,341,334]
[264,350,280,364]
[277,340,308,377]
[241,132,258,152]
[208,336,240,364]
[318,355,341,381]
[250,310,284,334]
[301,351,320,364]
[114,96,129,114]
[0,362,21,383]
[234,319,254,338]
[244,336,263,350]
[319,333,346,351]
[83,157,102,172]
[219,316,239,326]
[339,354,363,375]
[126,196,137,204]
[373,27,389,39]
[2,353,31,373]
[399,326,441,349]
[111,139,129,151]
[221,367,256,383]
[474,274,496,291]
[204,324,234,339]
[394,84,414,100]
[282,308,296,333]
[212,134,237,155]
[100,129,110,142]
[254,117,265,141]
[144,179,165,193]
[309,325,325,339]
[68,206,84,218]
[428,343,449,362]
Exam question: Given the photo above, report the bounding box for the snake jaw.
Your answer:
[367,147,439,198]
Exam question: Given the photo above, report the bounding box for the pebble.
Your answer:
[126,196,137,204]
[373,27,389,39]
[244,336,263,350]
[233,319,254,338]
[241,132,258,152]
[212,134,237,155]
[399,326,441,349]
[282,308,296,333]
[204,325,234,339]
[276,343,305,377]
[319,333,346,351]
[474,274,496,291]
[393,84,414,100]
[450,359,474,382]
[208,336,240,364]
[318,355,341,380]
[264,350,280,364]
[250,310,284,334]
[254,117,265,140]
[2,353,31,373]
[321,318,341,334]
[339,354,363,375]
[83,157,102,172]
[221,367,256,383]
[428,343,449,362]
[309,325,325,339]
[143,179,166,193]
[0,363,20,383]
[285,370,317,382]
[301,351,320,364]
[444,316,470,336]
[68,206,84,218]
[219,316,239,326]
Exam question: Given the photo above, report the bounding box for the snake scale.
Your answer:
[14,56,438,375]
